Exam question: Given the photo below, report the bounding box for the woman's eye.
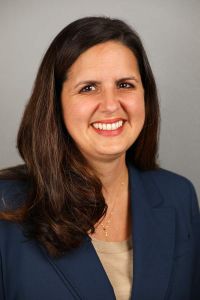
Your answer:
[79,85,96,93]
[119,82,134,89]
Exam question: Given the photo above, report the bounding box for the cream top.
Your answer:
[91,236,133,300]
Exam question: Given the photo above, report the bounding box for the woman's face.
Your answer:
[61,41,145,163]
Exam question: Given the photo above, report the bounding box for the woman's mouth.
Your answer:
[91,119,126,136]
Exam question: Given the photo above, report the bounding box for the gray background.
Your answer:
[0,0,199,201]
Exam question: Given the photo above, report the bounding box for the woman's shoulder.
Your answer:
[0,179,28,251]
[0,179,28,211]
[140,167,196,192]
[138,167,199,214]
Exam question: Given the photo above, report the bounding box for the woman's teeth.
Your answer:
[92,120,124,130]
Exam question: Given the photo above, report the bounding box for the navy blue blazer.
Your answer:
[0,164,200,300]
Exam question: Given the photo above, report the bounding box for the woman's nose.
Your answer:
[99,88,121,113]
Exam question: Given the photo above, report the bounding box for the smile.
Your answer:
[92,120,124,131]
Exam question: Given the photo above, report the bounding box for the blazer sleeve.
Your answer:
[190,182,200,297]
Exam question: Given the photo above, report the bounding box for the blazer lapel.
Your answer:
[128,165,176,300]
[42,235,116,299]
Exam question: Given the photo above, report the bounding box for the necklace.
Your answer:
[95,170,128,239]
[99,180,125,237]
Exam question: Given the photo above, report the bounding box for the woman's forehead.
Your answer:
[67,41,139,80]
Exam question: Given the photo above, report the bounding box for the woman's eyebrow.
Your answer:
[74,76,138,89]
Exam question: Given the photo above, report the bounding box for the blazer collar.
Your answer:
[42,163,175,300]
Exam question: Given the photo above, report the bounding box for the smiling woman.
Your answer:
[0,16,199,300]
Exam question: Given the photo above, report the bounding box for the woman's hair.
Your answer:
[0,16,160,257]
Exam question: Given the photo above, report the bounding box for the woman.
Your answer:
[0,16,199,300]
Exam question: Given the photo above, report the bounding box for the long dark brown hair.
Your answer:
[0,16,160,257]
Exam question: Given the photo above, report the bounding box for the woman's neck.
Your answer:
[90,157,128,200]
